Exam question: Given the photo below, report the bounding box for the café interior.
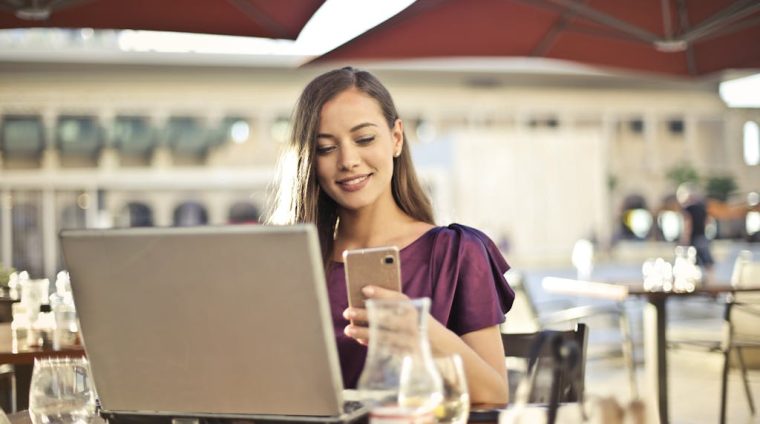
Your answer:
[1,1,760,424]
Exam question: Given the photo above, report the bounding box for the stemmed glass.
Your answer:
[432,354,470,424]
[29,357,97,424]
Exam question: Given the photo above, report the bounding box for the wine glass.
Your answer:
[29,357,96,424]
[432,354,470,424]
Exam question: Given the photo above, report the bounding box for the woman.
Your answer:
[273,67,514,405]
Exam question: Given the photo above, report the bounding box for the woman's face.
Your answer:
[315,87,403,213]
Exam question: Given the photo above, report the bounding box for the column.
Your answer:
[98,110,119,170]
[206,192,228,225]
[1,190,12,268]
[150,112,172,169]
[84,188,99,228]
[42,188,57,279]
[40,110,60,170]
[684,114,698,168]
[598,113,616,249]
[644,112,659,174]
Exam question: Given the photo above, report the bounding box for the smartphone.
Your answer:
[343,246,402,310]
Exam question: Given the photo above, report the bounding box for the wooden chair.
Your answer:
[671,250,760,424]
[501,323,588,404]
[719,251,760,424]
[506,271,637,398]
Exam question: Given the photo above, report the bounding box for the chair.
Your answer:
[719,250,760,424]
[502,323,588,404]
[505,270,638,399]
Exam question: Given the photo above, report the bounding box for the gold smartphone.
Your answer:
[343,246,402,310]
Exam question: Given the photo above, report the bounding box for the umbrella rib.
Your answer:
[524,0,647,44]
[679,0,760,43]
[660,0,673,40]
[531,6,579,56]
[675,0,697,76]
[542,0,660,43]
[226,0,291,40]
[563,24,651,44]
[700,14,760,42]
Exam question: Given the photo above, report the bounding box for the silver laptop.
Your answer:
[60,224,367,423]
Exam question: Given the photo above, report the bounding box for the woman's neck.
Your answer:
[335,201,415,252]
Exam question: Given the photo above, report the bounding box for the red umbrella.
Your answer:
[0,0,325,40]
[313,0,760,77]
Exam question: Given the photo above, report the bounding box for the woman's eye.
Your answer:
[316,145,336,154]
[356,136,375,145]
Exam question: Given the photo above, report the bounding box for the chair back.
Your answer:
[729,251,760,340]
[501,323,588,403]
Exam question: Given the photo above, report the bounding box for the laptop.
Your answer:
[60,224,368,423]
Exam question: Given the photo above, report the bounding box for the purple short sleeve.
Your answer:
[428,224,515,335]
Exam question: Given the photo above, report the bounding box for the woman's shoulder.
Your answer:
[429,223,498,249]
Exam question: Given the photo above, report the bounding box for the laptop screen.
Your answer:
[60,224,344,417]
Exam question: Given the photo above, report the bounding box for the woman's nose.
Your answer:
[338,144,360,170]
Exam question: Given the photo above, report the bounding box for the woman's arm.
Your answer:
[344,285,509,405]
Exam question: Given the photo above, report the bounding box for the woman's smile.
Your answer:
[337,173,372,192]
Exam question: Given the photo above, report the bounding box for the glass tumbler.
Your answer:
[29,357,96,424]
[432,354,470,424]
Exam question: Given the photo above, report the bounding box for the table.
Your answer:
[542,277,760,424]
[0,322,85,411]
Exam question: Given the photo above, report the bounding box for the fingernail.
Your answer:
[343,309,355,319]
[362,286,374,296]
[344,326,356,337]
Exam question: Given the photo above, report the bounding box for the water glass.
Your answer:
[29,357,97,424]
[432,354,470,424]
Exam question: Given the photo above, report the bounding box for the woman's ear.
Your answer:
[392,119,404,156]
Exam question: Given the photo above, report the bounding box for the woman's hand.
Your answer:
[342,285,409,345]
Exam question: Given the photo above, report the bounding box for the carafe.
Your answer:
[357,298,443,414]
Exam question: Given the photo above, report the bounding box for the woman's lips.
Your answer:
[337,174,371,192]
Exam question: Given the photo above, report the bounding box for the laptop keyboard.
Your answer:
[343,400,367,414]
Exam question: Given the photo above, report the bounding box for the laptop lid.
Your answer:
[60,224,345,418]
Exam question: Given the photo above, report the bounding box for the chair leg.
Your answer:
[735,347,756,416]
[618,311,638,399]
[9,370,15,414]
[720,347,731,424]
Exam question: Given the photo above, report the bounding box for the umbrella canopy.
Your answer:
[0,0,325,40]
[313,0,760,77]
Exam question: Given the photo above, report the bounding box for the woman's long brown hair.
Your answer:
[269,67,434,266]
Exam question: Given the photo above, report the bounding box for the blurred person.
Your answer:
[677,182,715,283]
[271,67,514,404]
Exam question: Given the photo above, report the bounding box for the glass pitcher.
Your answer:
[357,298,443,414]
[29,357,97,424]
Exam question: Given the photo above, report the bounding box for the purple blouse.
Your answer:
[326,224,515,388]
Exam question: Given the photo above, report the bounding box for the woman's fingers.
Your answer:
[343,287,411,346]
[344,323,369,345]
[343,307,368,322]
[362,285,409,300]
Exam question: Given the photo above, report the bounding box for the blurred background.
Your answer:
[0,0,758,281]
[0,1,759,421]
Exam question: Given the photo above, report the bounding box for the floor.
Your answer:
[585,349,760,424]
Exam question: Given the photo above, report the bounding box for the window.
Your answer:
[744,121,759,166]
[113,116,154,156]
[1,115,44,157]
[228,202,260,224]
[117,202,154,227]
[56,116,102,156]
[173,202,208,227]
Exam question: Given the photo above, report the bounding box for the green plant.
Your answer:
[0,263,15,288]
[607,174,618,192]
[666,162,700,188]
[705,175,738,202]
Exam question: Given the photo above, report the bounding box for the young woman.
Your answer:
[273,67,514,405]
